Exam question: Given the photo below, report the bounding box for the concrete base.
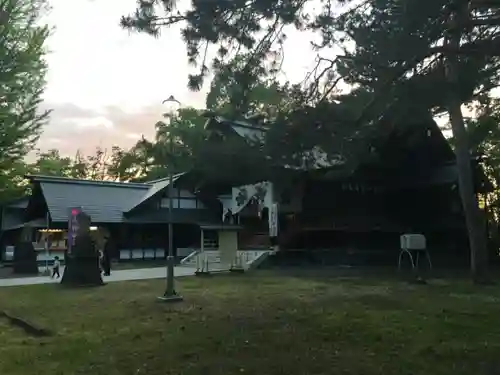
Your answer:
[61,255,104,287]
[229,268,245,273]
[157,294,184,303]
[195,270,211,277]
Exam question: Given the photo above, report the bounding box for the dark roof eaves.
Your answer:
[125,173,187,214]
[144,172,187,185]
[25,175,149,189]
[1,196,30,208]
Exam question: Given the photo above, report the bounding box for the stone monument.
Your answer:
[61,212,103,287]
[13,225,39,275]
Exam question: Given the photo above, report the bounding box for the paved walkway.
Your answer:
[0,266,198,287]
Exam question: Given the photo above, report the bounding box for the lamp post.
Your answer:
[158,95,183,303]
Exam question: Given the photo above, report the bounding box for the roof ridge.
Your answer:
[25,175,149,189]
[209,116,269,131]
[146,172,187,185]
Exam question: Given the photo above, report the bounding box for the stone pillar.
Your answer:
[13,225,38,275]
[61,212,103,287]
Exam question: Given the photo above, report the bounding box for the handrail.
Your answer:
[190,250,272,273]
[180,249,200,264]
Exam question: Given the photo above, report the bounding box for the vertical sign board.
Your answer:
[67,207,82,255]
[268,203,278,238]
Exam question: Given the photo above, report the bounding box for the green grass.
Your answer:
[1,271,500,375]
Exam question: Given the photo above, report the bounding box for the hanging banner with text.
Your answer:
[67,207,82,254]
[268,203,278,238]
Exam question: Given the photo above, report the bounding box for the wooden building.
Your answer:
[0,113,491,268]
[2,174,222,262]
[192,113,491,266]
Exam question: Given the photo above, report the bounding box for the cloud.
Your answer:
[46,137,65,144]
[125,133,142,139]
[34,102,168,157]
[66,116,114,129]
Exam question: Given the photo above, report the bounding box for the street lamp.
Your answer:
[158,95,183,303]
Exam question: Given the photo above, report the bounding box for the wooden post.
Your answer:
[200,228,204,253]
[195,228,209,275]
[201,228,204,272]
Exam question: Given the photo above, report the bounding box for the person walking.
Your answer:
[51,256,61,279]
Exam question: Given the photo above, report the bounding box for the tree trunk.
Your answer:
[445,2,490,283]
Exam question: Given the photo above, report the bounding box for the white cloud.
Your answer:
[125,132,142,139]
[66,116,114,129]
[46,137,64,144]
[42,0,321,112]
[34,103,164,156]
[42,0,208,110]
[35,0,331,155]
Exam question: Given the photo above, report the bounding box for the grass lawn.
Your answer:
[1,270,500,375]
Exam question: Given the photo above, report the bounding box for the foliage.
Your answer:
[467,98,500,164]
[75,146,133,181]
[0,0,51,202]
[146,107,207,180]
[321,0,500,119]
[0,161,29,201]
[337,0,500,282]
[205,55,294,118]
[0,145,142,202]
[106,146,139,181]
[119,0,500,166]
[25,146,139,182]
[120,0,499,115]
[313,1,500,281]
[120,0,298,96]
[29,149,73,177]
[120,0,500,280]
[124,73,298,182]
[466,98,500,214]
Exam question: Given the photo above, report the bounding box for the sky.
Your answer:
[39,0,493,157]
[38,0,320,157]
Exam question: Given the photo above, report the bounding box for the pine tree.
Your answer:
[121,0,500,281]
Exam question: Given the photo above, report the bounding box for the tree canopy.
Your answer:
[121,1,499,107]
[0,0,51,201]
[121,0,500,281]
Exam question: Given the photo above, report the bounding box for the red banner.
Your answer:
[67,207,82,254]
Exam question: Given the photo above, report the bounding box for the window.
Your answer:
[160,197,205,209]
[179,198,197,209]
[160,198,171,208]
[179,189,196,198]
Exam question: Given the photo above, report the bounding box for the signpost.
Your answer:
[67,207,82,255]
